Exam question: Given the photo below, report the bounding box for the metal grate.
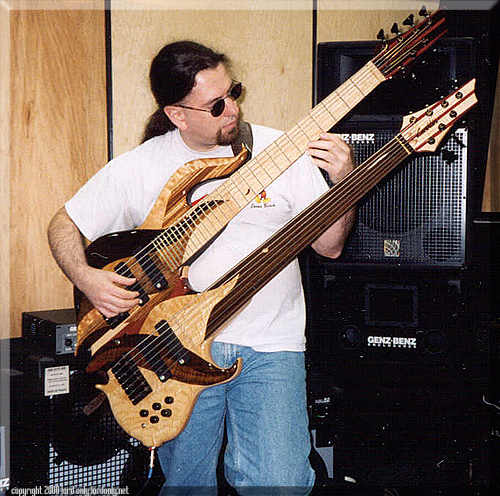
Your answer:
[334,127,467,266]
[44,371,144,488]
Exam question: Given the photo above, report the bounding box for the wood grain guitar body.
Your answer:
[86,276,242,447]
[75,149,249,356]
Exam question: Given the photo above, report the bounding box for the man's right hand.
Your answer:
[48,207,142,318]
[75,266,141,318]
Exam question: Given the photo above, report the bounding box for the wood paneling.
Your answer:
[483,65,500,212]
[3,1,497,338]
[9,8,107,337]
[317,0,439,42]
[1,4,11,339]
[110,6,312,156]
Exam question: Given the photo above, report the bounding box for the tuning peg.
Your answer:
[419,6,429,17]
[403,14,414,26]
[391,23,401,35]
[377,29,386,41]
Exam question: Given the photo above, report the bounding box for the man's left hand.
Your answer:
[307,133,354,183]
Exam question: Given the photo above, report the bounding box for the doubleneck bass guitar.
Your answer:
[86,79,478,447]
[75,12,446,358]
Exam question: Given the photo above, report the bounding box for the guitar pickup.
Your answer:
[154,320,191,365]
[137,254,168,291]
[112,355,152,405]
[114,261,150,305]
[137,333,172,383]
[105,311,129,328]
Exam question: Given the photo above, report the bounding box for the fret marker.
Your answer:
[261,248,269,254]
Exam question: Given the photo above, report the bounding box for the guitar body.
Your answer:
[67,12,450,447]
[87,277,242,447]
[75,149,249,355]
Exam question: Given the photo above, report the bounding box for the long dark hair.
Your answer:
[142,41,227,143]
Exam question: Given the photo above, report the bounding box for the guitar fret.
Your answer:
[287,125,310,151]
[206,190,233,226]
[235,171,259,198]
[280,132,302,156]
[294,119,317,142]
[225,178,251,208]
[272,137,297,164]
[305,112,325,136]
[341,80,368,108]
[200,201,228,239]
[350,67,373,95]
[190,208,216,245]
[252,156,273,183]
[217,194,239,220]
[199,219,221,246]
[153,238,176,269]
[273,135,298,163]
[321,93,349,123]
[162,229,185,264]
[262,144,290,176]
[291,121,311,146]
[310,102,337,130]
[255,153,281,180]
[211,183,240,221]
[238,164,265,195]
[315,100,335,122]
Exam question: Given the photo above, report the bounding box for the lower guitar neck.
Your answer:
[204,133,412,339]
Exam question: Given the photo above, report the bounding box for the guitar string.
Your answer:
[113,83,464,398]
[110,133,415,395]
[169,94,468,359]
[79,63,383,337]
[81,15,443,348]
[99,16,444,380]
[112,138,410,401]
[121,13,443,281]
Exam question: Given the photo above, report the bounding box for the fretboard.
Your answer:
[204,132,413,338]
[159,61,386,266]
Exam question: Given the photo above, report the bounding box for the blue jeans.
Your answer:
[157,342,315,495]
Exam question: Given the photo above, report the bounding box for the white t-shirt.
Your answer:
[66,124,328,352]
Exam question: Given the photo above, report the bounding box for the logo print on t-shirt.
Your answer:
[255,191,270,204]
[251,190,276,209]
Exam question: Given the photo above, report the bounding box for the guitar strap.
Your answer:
[231,121,253,158]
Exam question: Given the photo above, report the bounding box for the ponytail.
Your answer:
[141,108,174,143]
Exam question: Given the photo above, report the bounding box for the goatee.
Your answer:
[216,119,240,146]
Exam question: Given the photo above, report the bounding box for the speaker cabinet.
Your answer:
[6,346,153,490]
[336,124,468,266]
[316,37,493,268]
[304,263,494,490]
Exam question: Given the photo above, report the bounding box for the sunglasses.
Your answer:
[174,82,242,118]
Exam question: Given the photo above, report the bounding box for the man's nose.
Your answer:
[223,96,239,116]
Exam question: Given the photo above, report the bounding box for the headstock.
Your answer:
[374,9,447,80]
[400,79,477,153]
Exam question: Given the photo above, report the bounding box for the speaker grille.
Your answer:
[335,127,467,266]
[45,369,143,487]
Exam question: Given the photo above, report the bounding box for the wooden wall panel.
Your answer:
[317,0,439,42]
[110,6,312,156]
[1,4,11,339]
[9,8,107,337]
[483,65,500,212]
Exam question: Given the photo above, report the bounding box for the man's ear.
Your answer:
[163,106,187,131]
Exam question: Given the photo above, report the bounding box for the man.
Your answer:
[48,41,355,495]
